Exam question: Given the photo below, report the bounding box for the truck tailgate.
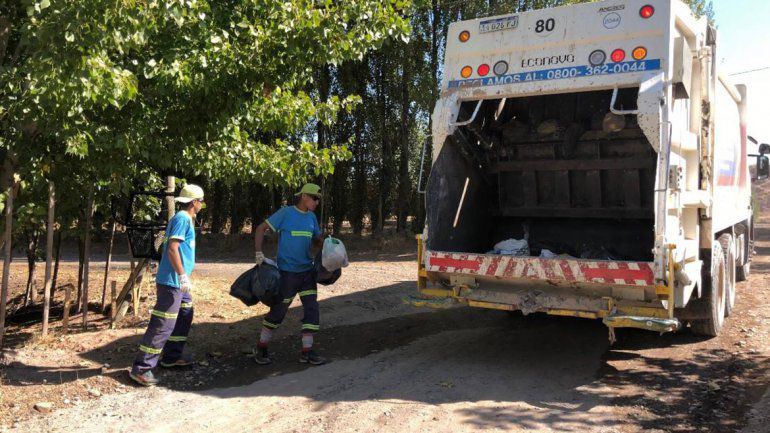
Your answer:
[425,250,655,288]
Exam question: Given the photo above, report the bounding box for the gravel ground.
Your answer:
[0,225,768,433]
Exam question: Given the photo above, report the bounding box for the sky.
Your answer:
[711,0,770,144]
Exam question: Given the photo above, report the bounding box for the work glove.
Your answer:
[255,251,265,266]
[179,274,193,294]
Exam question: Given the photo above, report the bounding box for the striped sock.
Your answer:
[301,333,313,352]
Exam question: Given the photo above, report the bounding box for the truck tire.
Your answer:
[690,244,726,337]
[719,234,737,317]
[736,224,752,282]
[736,261,750,282]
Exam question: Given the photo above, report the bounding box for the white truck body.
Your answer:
[417,0,759,337]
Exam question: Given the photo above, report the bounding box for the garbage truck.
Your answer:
[415,0,770,339]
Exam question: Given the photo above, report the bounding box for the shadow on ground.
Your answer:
[2,278,766,432]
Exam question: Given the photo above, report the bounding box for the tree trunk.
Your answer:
[0,166,15,348]
[416,0,442,235]
[375,54,389,235]
[100,219,116,312]
[81,188,94,329]
[24,232,39,306]
[165,176,176,222]
[396,45,412,233]
[42,180,55,336]
[229,182,245,235]
[51,230,62,291]
[76,235,84,312]
[210,180,227,234]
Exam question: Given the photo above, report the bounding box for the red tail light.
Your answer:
[611,49,626,63]
[640,5,655,18]
[477,64,490,76]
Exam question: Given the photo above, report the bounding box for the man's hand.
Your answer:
[255,251,265,266]
[179,274,193,293]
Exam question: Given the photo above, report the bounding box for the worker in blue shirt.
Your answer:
[129,184,205,386]
[252,183,325,365]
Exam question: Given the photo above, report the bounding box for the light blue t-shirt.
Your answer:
[266,206,321,272]
[156,211,196,288]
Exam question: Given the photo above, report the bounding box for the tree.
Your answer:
[0,0,413,333]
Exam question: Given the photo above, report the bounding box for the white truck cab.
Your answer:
[416,0,769,338]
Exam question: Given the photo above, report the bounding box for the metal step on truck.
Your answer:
[414,0,770,340]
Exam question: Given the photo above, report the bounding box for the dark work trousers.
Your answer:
[132,283,194,373]
[262,270,319,333]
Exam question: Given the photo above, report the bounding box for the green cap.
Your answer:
[295,183,322,197]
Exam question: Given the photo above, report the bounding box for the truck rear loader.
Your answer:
[415,0,770,339]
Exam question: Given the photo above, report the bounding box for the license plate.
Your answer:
[479,16,519,34]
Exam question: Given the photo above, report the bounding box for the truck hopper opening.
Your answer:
[426,88,656,261]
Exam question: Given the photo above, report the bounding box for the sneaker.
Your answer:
[253,346,273,365]
[299,350,326,365]
[160,354,194,368]
[129,370,159,387]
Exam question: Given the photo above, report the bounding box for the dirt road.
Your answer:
[2,226,769,433]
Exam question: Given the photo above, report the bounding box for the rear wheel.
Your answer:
[736,260,750,282]
[690,244,726,337]
[736,225,752,282]
[719,234,737,317]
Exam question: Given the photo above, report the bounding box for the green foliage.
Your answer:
[2,0,410,186]
[0,0,410,249]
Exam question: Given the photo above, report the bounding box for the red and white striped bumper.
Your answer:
[425,251,656,287]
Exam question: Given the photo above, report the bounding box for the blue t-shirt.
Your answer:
[266,206,321,272]
[156,212,196,288]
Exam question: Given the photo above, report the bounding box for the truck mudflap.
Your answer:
[424,250,656,288]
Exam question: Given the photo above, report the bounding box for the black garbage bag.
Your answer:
[229,259,282,307]
[314,251,341,286]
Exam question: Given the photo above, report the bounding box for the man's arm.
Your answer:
[167,239,192,292]
[254,221,271,253]
[166,239,185,276]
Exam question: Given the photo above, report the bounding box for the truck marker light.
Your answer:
[589,50,607,66]
[611,49,625,63]
[640,5,655,19]
[459,31,470,42]
[493,60,509,76]
[633,46,648,60]
[478,63,490,76]
[461,65,473,78]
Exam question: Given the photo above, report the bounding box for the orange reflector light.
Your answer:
[640,5,655,18]
[478,64,490,76]
[611,49,626,63]
[633,46,648,60]
[459,31,470,42]
[461,66,473,78]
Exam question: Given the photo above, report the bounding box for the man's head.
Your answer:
[175,184,205,216]
[295,183,321,212]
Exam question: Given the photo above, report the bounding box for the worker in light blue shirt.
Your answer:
[252,183,325,365]
[130,184,205,387]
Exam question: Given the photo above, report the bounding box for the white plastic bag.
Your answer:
[322,236,349,272]
[493,238,529,256]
